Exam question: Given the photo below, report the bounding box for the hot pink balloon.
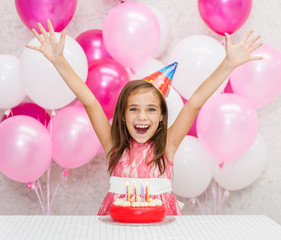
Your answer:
[49,106,100,169]
[197,93,258,164]
[1,102,50,126]
[76,29,112,65]
[15,0,77,32]
[181,96,198,137]
[230,44,281,109]
[86,59,130,119]
[103,1,160,68]
[223,80,234,93]
[198,0,252,35]
[0,116,52,183]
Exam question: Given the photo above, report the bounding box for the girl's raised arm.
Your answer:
[26,20,113,154]
[166,30,263,159]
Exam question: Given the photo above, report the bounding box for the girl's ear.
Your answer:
[160,114,163,122]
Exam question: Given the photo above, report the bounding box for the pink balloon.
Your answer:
[86,59,130,119]
[223,80,234,93]
[69,98,83,108]
[49,106,100,169]
[198,0,252,35]
[230,44,281,109]
[103,1,160,68]
[15,0,77,32]
[1,102,50,126]
[76,29,112,65]
[197,93,258,164]
[0,116,52,182]
[181,96,198,137]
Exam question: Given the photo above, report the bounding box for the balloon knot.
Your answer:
[219,162,224,168]
[187,197,197,207]
[129,68,136,75]
[62,169,69,180]
[51,110,56,116]
[26,182,32,189]
[31,183,37,190]
[4,109,11,116]
[224,190,230,199]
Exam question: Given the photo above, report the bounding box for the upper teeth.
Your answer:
[135,125,149,128]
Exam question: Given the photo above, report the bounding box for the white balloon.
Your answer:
[146,5,170,58]
[0,54,25,109]
[172,136,215,198]
[130,58,164,80]
[166,87,184,128]
[21,33,88,110]
[169,35,227,100]
[214,132,267,191]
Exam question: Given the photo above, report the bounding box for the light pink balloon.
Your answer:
[230,44,281,109]
[76,29,112,65]
[15,0,77,32]
[198,0,252,35]
[197,93,258,164]
[0,116,52,183]
[49,107,100,169]
[103,1,160,68]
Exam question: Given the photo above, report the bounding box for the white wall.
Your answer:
[1,0,281,224]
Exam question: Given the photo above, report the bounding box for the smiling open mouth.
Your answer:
[134,125,150,134]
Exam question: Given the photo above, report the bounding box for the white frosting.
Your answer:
[113,196,163,207]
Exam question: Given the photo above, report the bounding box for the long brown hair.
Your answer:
[107,80,168,175]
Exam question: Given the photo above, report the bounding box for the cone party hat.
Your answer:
[142,62,178,97]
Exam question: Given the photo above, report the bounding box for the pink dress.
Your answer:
[98,139,182,215]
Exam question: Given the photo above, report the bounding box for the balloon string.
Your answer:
[218,183,222,214]
[33,183,46,215]
[204,189,211,215]
[36,179,44,202]
[196,198,204,215]
[47,165,51,214]
[46,110,55,214]
[220,190,230,215]
[211,180,217,214]
[48,181,61,215]
[47,169,69,215]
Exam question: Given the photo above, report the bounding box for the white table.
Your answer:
[1,215,281,240]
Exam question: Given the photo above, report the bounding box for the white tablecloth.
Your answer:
[1,215,281,240]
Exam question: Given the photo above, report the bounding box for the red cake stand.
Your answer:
[110,204,167,223]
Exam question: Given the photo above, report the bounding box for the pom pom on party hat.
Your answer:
[142,62,178,97]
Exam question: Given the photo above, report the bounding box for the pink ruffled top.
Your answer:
[98,139,182,215]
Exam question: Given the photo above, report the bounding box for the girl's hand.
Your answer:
[225,30,263,69]
[26,19,66,64]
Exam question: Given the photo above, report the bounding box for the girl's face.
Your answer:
[125,89,163,144]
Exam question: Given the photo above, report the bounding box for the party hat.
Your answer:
[142,62,178,97]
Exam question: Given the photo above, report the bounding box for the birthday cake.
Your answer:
[109,182,167,223]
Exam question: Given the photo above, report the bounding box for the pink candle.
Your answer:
[126,182,130,201]
[133,181,137,202]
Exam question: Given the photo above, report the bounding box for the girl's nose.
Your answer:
[137,110,147,120]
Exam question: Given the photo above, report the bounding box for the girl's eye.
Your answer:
[148,108,156,112]
[129,108,138,112]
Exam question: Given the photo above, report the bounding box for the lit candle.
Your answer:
[126,181,130,202]
[141,181,145,202]
[145,182,149,203]
[133,181,137,202]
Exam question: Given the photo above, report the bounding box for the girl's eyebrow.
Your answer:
[127,104,160,108]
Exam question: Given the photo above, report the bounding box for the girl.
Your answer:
[27,20,262,215]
